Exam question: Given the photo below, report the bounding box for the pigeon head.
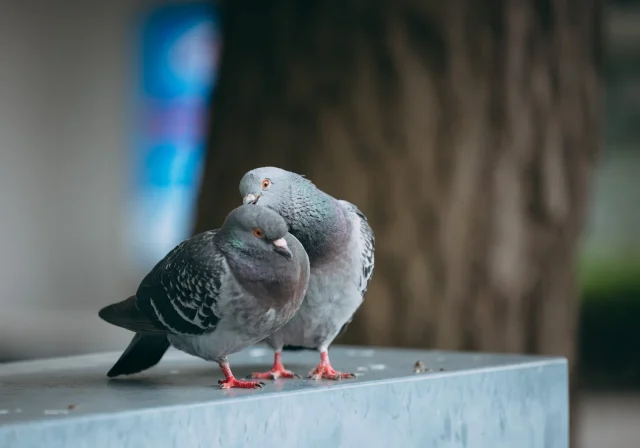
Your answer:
[239,167,304,211]
[221,204,292,259]
[239,167,344,262]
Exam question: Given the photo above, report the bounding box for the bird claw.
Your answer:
[308,365,355,381]
[217,378,265,389]
[246,369,301,380]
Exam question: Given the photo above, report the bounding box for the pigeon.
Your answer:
[239,167,375,380]
[98,204,310,389]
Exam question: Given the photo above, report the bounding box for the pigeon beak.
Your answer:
[243,194,260,205]
[272,238,292,260]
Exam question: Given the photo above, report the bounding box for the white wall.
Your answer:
[0,0,189,360]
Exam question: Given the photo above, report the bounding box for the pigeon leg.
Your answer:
[217,359,265,389]
[309,351,356,380]
[247,351,301,380]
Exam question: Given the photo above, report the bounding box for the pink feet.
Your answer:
[217,377,265,389]
[217,360,265,389]
[247,352,301,380]
[230,351,355,383]
[308,351,356,381]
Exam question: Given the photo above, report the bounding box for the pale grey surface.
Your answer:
[0,346,568,448]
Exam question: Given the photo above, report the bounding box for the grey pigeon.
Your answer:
[239,167,375,380]
[99,204,309,389]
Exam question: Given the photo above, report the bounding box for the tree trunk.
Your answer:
[195,0,601,441]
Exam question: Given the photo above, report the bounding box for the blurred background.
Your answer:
[0,0,638,446]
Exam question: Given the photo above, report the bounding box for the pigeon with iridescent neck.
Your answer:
[240,167,375,380]
[99,204,309,389]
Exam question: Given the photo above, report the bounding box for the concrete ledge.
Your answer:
[0,346,568,448]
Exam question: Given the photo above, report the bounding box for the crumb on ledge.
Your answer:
[414,361,447,373]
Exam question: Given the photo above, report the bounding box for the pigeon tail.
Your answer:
[99,296,165,335]
[107,333,170,378]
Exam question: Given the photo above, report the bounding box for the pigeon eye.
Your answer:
[252,228,264,238]
[261,179,271,190]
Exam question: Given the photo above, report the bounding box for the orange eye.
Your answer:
[253,228,264,238]
[261,179,271,190]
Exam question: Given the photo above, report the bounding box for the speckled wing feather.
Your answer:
[335,200,375,340]
[135,230,225,335]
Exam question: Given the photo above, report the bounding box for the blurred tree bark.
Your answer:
[195,0,601,438]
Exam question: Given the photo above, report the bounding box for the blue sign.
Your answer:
[129,3,220,269]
